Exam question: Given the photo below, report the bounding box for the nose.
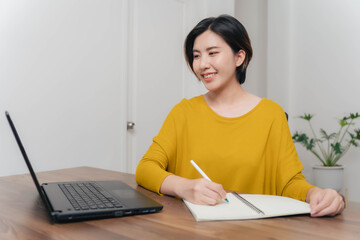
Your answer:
[199,55,210,70]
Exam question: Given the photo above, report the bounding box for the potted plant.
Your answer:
[292,113,360,191]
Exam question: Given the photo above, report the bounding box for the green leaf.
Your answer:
[349,112,360,119]
[307,139,315,150]
[354,129,360,140]
[293,132,308,143]
[299,113,313,121]
[292,132,318,151]
[331,143,342,154]
[350,139,358,147]
[339,119,348,127]
[319,128,336,140]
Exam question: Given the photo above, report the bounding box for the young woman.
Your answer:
[135,15,344,217]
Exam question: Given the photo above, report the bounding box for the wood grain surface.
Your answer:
[0,167,359,240]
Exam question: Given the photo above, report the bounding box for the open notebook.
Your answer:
[184,192,311,221]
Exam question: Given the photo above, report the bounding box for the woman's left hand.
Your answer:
[306,187,345,217]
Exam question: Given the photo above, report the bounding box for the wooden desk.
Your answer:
[0,167,359,240]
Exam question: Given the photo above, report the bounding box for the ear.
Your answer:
[235,50,246,67]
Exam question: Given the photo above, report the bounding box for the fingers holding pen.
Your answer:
[189,160,228,205]
[205,179,227,202]
[188,178,227,205]
[162,174,227,205]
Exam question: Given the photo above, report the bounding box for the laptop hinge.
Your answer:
[40,185,57,224]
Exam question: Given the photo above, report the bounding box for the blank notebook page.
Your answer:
[184,193,310,221]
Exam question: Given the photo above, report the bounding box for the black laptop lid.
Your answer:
[5,111,53,216]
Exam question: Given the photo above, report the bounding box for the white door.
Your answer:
[125,0,235,173]
[126,0,186,173]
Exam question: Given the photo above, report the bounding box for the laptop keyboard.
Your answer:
[59,182,123,211]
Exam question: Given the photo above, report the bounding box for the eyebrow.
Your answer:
[193,46,220,53]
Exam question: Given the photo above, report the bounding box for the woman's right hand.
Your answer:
[160,175,227,205]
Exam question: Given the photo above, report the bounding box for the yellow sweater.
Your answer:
[135,96,313,201]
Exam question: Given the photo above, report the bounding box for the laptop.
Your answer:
[5,111,163,223]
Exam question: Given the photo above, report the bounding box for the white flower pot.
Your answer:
[312,165,344,192]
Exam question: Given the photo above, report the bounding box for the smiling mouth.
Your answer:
[202,73,216,79]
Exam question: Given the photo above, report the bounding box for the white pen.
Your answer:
[190,160,229,203]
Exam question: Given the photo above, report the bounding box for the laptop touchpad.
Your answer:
[113,189,139,199]
[112,190,158,207]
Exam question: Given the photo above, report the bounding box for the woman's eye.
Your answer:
[209,52,218,56]
[193,54,200,59]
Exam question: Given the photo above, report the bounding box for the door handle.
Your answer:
[127,122,135,130]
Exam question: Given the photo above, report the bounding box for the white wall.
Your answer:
[290,0,360,203]
[235,0,268,98]
[236,0,360,202]
[0,0,128,176]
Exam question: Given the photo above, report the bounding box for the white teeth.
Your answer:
[204,73,215,78]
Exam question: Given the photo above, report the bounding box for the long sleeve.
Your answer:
[135,103,179,194]
[268,110,313,201]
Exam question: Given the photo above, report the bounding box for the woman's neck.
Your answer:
[203,84,261,118]
[204,81,246,105]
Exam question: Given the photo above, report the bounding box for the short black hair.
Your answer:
[184,14,253,85]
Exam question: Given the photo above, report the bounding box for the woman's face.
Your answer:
[192,30,244,92]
